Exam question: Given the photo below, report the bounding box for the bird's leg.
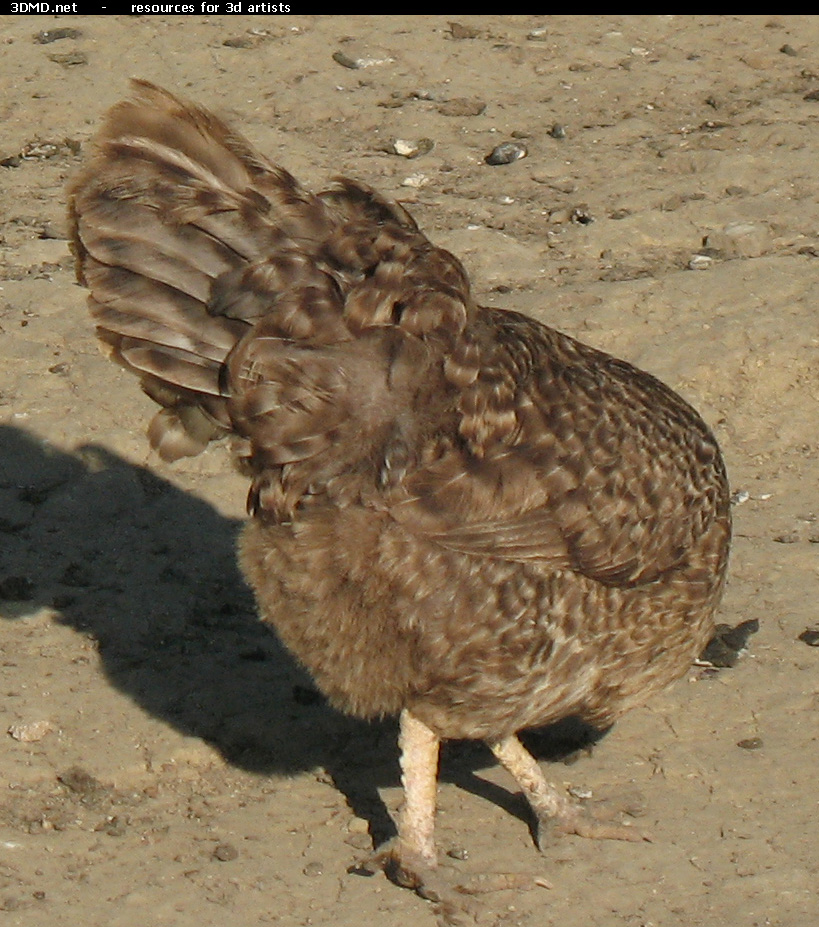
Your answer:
[391,708,440,881]
[361,718,554,920]
[489,734,647,847]
[362,709,443,894]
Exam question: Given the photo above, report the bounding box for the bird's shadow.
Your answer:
[0,424,605,848]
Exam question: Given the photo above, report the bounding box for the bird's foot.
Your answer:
[356,839,550,925]
[537,800,651,847]
[357,837,443,896]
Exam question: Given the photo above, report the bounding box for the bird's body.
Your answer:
[240,311,729,742]
[69,82,731,895]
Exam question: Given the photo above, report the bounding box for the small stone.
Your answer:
[688,254,713,271]
[303,860,324,877]
[446,846,469,860]
[798,628,819,647]
[448,22,480,40]
[48,51,87,67]
[332,46,392,70]
[344,833,372,850]
[401,173,428,189]
[213,843,239,861]
[736,737,763,750]
[548,206,573,224]
[34,27,82,44]
[347,816,370,835]
[485,142,527,165]
[223,35,254,48]
[548,123,567,139]
[779,44,798,56]
[803,89,819,102]
[568,785,593,800]
[392,138,434,159]
[8,720,54,743]
[570,205,594,225]
[773,531,799,544]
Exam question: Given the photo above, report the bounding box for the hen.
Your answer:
[69,82,731,896]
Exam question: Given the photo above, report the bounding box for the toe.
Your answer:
[537,803,651,846]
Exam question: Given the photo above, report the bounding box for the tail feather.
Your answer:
[84,264,245,357]
[69,81,473,486]
[69,81,333,460]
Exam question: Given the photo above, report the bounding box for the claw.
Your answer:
[539,804,651,846]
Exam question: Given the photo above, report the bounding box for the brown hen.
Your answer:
[69,82,731,895]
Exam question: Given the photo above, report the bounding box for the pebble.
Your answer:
[7,720,54,743]
[344,833,372,850]
[213,842,239,861]
[332,46,393,70]
[401,173,428,189]
[485,142,527,165]
[34,27,82,43]
[47,51,87,67]
[736,737,763,750]
[448,22,480,40]
[798,628,819,647]
[446,846,469,860]
[392,138,434,159]
[347,816,370,835]
[303,860,324,877]
[548,123,567,139]
[570,205,594,225]
[223,35,255,48]
[688,254,713,271]
[568,785,593,800]
[773,531,799,544]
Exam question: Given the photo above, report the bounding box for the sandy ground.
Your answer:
[1,13,818,927]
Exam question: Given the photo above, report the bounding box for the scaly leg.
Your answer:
[364,709,443,894]
[490,734,647,847]
[362,717,554,919]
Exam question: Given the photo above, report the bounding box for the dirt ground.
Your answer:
[1,13,818,927]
